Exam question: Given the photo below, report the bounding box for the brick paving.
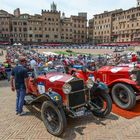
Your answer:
[0,80,140,140]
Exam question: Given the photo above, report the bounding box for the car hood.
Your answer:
[98,66,130,73]
[39,72,74,83]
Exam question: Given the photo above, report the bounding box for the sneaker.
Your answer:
[16,112,18,115]
[19,111,27,116]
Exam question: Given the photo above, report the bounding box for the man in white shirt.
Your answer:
[30,59,37,69]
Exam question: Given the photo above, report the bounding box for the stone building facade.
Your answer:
[61,17,73,43]
[27,14,43,43]
[112,7,140,43]
[88,19,94,44]
[11,14,29,43]
[89,1,140,44]
[93,11,112,44]
[0,2,87,44]
[0,10,12,42]
[90,9,122,44]
[71,15,87,43]
[42,10,61,43]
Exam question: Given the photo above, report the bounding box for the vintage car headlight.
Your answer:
[62,83,72,94]
[86,79,94,89]
[130,74,137,81]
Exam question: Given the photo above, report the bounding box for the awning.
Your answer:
[13,43,18,45]
[97,41,140,46]
[43,43,62,46]
[0,42,10,45]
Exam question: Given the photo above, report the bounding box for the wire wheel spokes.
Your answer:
[44,107,59,131]
[116,88,129,103]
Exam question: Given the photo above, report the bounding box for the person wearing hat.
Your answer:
[86,60,96,71]
[10,56,28,116]
[131,53,137,64]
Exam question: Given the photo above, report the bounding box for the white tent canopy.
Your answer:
[17,43,22,45]
[13,43,22,46]
[13,43,18,45]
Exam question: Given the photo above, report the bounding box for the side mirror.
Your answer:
[30,79,36,84]
[72,72,76,76]
[44,72,46,75]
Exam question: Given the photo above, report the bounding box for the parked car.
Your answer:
[70,65,140,110]
[25,61,112,136]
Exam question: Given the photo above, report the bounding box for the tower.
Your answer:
[14,8,20,17]
[62,12,65,19]
[51,2,57,11]
[137,0,140,7]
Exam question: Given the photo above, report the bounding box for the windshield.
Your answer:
[34,60,65,76]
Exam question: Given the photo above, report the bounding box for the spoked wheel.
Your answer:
[41,101,67,136]
[90,92,112,118]
[112,83,136,110]
[114,87,129,103]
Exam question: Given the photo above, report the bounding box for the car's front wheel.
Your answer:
[41,101,67,136]
[90,91,112,118]
[111,83,136,110]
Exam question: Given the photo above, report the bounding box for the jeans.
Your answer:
[6,71,11,81]
[16,88,26,113]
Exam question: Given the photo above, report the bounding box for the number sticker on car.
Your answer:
[37,82,45,94]
[54,96,59,101]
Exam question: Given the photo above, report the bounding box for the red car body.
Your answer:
[72,66,140,94]
[28,72,73,103]
[73,65,140,110]
[76,66,140,95]
[25,64,112,136]
[94,66,140,91]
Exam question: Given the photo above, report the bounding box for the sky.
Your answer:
[0,0,137,19]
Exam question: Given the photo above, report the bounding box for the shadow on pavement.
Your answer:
[61,113,118,139]
[25,104,119,139]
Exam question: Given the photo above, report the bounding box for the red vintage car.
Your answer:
[74,66,140,110]
[25,61,112,136]
[118,63,140,68]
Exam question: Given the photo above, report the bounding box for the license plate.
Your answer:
[75,110,85,117]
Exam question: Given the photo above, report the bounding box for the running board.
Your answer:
[24,95,37,105]
[24,94,49,105]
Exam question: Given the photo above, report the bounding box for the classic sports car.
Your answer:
[94,66,140,110]
[71,65,140,110]
[25,61,112,136]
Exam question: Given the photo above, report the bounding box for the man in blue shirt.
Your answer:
[10,56,28,116]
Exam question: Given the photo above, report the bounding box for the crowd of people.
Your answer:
[0,46,139,79]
